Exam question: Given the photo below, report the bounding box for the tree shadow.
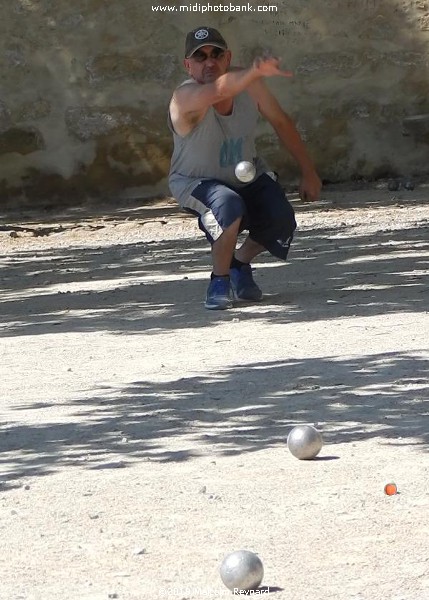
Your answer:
[0,194,428,485]
[1,196,428,337]
[1,351,428,484]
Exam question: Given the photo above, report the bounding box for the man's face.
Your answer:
[184,45,231,84]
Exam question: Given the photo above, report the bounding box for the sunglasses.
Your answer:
[191,48,226,62]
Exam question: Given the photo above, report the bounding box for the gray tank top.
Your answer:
[168,80,268,206]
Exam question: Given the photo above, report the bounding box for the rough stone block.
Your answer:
[65,107,135,141]
[0,101,11,133]
[86,54,145,83]
[402,114,429,142]
[14,99,52,122]
[85,53,179,84]
[296,52,361,76]
[0,127,45,155]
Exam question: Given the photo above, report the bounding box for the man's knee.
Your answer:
[223,215,242,233]
[189,180,246,244]
[212,216,242,244]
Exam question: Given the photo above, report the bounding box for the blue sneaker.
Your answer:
[204,276,233,310]
[230,265,263,301]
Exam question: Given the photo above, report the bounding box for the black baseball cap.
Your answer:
[185,26,228,58]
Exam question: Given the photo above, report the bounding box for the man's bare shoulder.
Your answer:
[170,79,201,114]
[173,78,199,95]
[169,79,208,136]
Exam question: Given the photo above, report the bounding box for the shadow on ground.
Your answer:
[0,218,428,337]
[1,351,428,484]
[0,194,428,484]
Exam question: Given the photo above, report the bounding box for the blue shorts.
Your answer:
[182,173,297,261]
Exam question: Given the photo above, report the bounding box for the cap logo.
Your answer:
[194,29,209,40]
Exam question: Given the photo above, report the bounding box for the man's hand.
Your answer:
[253,54,293,78]
[299,171,322,202]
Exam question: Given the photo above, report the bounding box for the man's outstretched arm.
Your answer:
[249,78,322,201]
[172,57,293,117]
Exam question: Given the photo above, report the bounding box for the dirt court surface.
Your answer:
[0,184,428,600]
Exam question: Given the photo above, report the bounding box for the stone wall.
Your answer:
[1,0,429,205]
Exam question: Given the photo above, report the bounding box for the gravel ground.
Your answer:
[0,184,428,600]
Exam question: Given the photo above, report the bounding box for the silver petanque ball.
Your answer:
[220,550,264,592]
[287,424,323,460]
[235,160,256,183]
